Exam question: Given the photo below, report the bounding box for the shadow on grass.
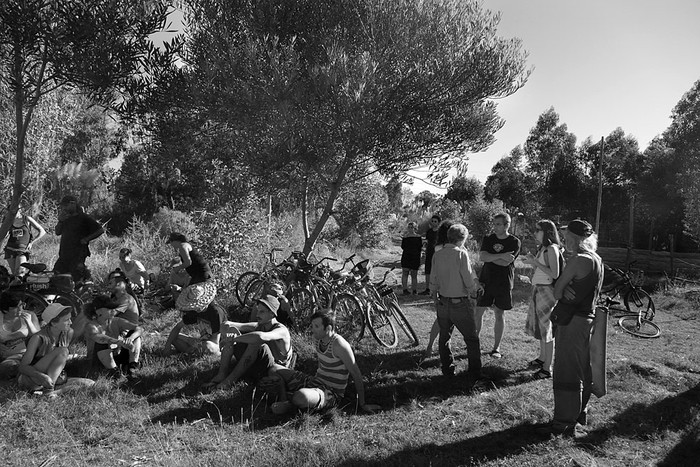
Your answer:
[581,380,700,466]
[336,423,545,467]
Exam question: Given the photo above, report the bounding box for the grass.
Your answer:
[1,244,699,466]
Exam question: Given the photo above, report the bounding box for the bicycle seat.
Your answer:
[20,262,47,274]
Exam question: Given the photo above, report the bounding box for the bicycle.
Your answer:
[372,268,420,347]
[235,248,301,305]
[602,263,656,319]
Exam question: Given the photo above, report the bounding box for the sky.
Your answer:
[410,0,700,192]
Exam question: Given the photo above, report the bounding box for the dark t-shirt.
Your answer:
[185,248,212,284]
[479,233,521,288]
[56,212,101,260]
[401,236,423,270]
[197,302,226,335]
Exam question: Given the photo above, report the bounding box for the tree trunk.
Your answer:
[302,160,351,255]
[301,180,310,242]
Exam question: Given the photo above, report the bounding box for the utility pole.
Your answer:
[595,137,604,234]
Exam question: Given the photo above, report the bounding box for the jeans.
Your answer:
[437,297,481,376]
[553,314,594,429]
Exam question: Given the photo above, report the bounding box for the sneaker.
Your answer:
[532,369,551,380]
[487,350,502,359]
[403,289,410,296]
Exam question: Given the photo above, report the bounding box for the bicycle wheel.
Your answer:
[289,287,316,331]
[333,293,365,343]
[387,301,419,347]
[366,301,398,348]
[618,315,661,338]
[624,288,655,321]
[242,278,267,308]
[235,271,260,305]
[11,290,49,321]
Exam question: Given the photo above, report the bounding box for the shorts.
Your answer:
[476,283,513,310]
[284,371,339,411]
[233,343,277,382]
[4,249,29,260]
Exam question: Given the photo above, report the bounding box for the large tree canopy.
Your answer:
[149,0,530,252]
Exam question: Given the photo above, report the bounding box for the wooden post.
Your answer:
[626,193,634,268]
[595,137,604,234]
[267,194,272,251]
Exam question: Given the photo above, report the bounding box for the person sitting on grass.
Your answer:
[83,295,143,378]
[249,281,293,327]
[0,292,41,379]
[203,294,292,390]
[17,304,73,395]
[266,310,378,415]
[107,270,140,324]
[117,248,149,291]
[163,281,223,356]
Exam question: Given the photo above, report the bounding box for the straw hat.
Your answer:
[175,281,216,312]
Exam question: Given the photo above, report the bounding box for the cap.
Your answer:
[59,195,78,205]
[565,219,594,237]
[41,303,71,325]
[255,294,280,316]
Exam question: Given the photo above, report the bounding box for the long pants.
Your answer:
[437,297,481,376]
[553,314,594,429]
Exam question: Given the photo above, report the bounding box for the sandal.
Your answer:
[533,369,552,380]
[528,358,544,369]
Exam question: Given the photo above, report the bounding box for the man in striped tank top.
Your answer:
[269,311,375,415]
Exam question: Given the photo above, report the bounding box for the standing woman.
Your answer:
[3,206,46,277]
[423,219,455,357]
[17,304,73,395]
[523,220,563,379]
[537,219,604,438]
[400,222,422,295]
[0,293,41,378]
[420,215,441,295]
[167,232,212,285]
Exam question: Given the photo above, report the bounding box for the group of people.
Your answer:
[403,213,604,438]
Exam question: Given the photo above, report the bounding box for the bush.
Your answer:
[465,198,504,244]
[333,181,391,249]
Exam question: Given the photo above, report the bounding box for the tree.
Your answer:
[170,0,529,253]
[384,176,404,214]
[664,79,700,247]
[445,175,484,210]
[415,190,440,212]
[484,145,536,214]
[333,179,390,249]
[0,0,174,237]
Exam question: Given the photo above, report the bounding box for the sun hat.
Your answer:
[565,219,594,237]
[255,294,280,316]
[176,281,216,312]
[41,303,71,325]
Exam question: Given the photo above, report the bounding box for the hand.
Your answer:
[563,285,576,301]
[502,253,516,263]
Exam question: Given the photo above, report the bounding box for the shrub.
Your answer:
[333,181,391,249]
[465,198,505,244]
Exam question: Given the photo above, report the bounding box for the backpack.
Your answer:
[543,245,566,285]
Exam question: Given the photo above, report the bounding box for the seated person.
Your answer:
[118,248,149,291]
[204,294,292,390]
[249,281,292,325]
[268,310,375,414]
[0,292,41,379]
[17,303,73,395]
[107,270,140,324]
[84,296,143,377]
[163,281,222,356]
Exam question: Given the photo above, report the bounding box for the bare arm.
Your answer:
[164,321,185,352]
[26,216,46,243]
[334,336,368,409]
[234,326,288,345]
[19,335,54,388]
[480,250,515,267]
[173,243,193,271]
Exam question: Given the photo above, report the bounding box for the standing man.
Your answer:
[420,215,440,295]
[54,195,104,283]
[430,224,484,383]
[475,213,521,359]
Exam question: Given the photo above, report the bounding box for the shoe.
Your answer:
[271,401,293,415]
[534,422,586,439]
[412,290,417,295]
[577,411,588,426]
[403,289,410,296]
[419,290,431,295]
[488,350,502,359]
[126,361,140,376]
[532,369,552,380]
[528,358,544,369]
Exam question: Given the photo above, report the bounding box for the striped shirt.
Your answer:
[314,334,349,394]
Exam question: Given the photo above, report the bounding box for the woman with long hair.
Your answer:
[536,219,604,438]
[523,220,563,379]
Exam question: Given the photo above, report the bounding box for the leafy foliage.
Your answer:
[333,180,391,249]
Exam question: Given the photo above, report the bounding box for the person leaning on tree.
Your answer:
[54,195,104,283]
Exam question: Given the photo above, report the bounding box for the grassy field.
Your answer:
[1,245,699,466]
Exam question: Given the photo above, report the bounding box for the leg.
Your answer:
[129,337,142,363]
[291,387,326,411]
[31,347,69,388]
[208,340,238,384]
[410,269,418,293]
[474,306,486,336]
[97,348,118,370]
[492,307,505,352]
[217,343,271,389]
[424,318,440,356]
[401,268,409,291]
[450,298,482,377]
[543,338,554,374]
[436,300,455,375]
